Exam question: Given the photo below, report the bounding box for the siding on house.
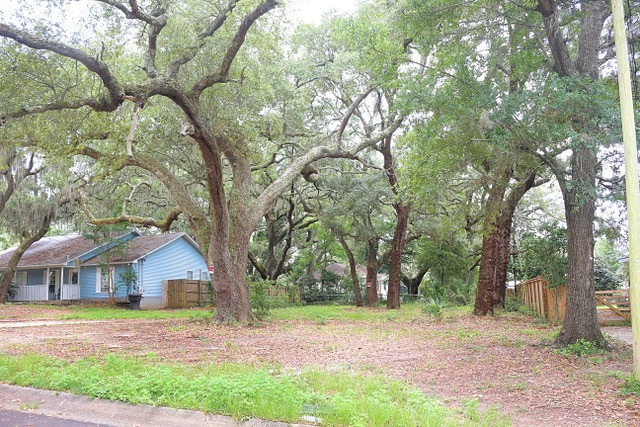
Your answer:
[79,266,96,299]
[139,236,209,297]
[79,265,131,299]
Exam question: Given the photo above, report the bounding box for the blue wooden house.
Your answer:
[0,231,209,309]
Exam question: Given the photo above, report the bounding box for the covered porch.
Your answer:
[9,266,81,302]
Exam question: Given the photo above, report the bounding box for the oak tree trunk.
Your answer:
[536,0,608,345]
[474,175,509,315]
[338,236,363,307]
[208,229,255,324]
[556,145,605,346]
[495,213,513,307]
[387,203,410,309]
[474,170,537,315]
[0,214,52,303]
[365,238,379,307]
[199,142,256,324]
[380,134,411,309]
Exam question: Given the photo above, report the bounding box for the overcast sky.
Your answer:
[0,0,360,25]
[287,0,359,24]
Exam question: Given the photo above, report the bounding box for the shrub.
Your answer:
[422,297,448,322]
[7,279,18,298]
[594,258,622,291]
[249,280,271,320]
[556,339,604,357]
[421,279,475,307]
[119,268,138,294]
[503,295,521,312]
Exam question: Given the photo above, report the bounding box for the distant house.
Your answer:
[616,257,630,289]
[0,231,209,309]
[312,262,389,299]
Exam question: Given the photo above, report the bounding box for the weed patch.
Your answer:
[555,339,605,357]
[0,353,508,426]
[610,372,640,397]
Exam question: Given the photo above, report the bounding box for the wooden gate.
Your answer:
[165,280,212,308]
[595,289,631,321]
[517,276,566,322]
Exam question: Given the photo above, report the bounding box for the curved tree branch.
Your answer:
[0,23,123,108]
[192,0,278,97]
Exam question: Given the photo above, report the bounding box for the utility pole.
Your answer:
[611,0,640,378]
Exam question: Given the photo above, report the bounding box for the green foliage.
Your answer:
[417,239,470,285]
[555,339,605,357]
[516,222,567,287]
[421,278,475,307]
[300,268,355,304]
[270,304,423,322]
[503,295,522,313]
[249,280,302,320]
[249,280,271,321]
[503,295,534,316]
[0,353,508,426]
[119,268,138,293]
[7,280,18,298]
[421,297,448,322]
[463,399,510,427]
[617,374,640,396]
[594,258,622,291]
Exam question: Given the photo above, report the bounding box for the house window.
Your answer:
[96,267,114,293]
[71,270,79,285]
[186,270,194,280]
[14,271,27,286]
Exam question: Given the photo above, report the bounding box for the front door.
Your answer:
[48,270,60,300]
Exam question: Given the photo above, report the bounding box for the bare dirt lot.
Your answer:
[0,304,638,427]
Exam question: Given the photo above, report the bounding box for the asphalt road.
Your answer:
[0,409,114,427]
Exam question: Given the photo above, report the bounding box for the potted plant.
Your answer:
[120,268,142,310]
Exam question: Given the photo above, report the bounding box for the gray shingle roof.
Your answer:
[0,234,98,268]
[82,233,187,265]
[0,232,194,269]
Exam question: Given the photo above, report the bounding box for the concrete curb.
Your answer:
[0,383,310,427]
[0,320,107,328]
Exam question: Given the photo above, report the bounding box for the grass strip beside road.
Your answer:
[55,307,213,320]
[0,353,509,427]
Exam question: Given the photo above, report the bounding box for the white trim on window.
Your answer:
[96,267,101,293]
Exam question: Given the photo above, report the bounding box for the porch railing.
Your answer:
[9,284,48,301]
[61,283,81,300]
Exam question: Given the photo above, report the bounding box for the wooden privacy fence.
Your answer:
[595,289,631,321]
[517,276,566,322]
[164,279,212,308]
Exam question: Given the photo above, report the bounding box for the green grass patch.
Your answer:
[0,353,508,426]
[13,303,472,324]
[610,372,640,396]
[53,306,213,321]
[269,304,424,322]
